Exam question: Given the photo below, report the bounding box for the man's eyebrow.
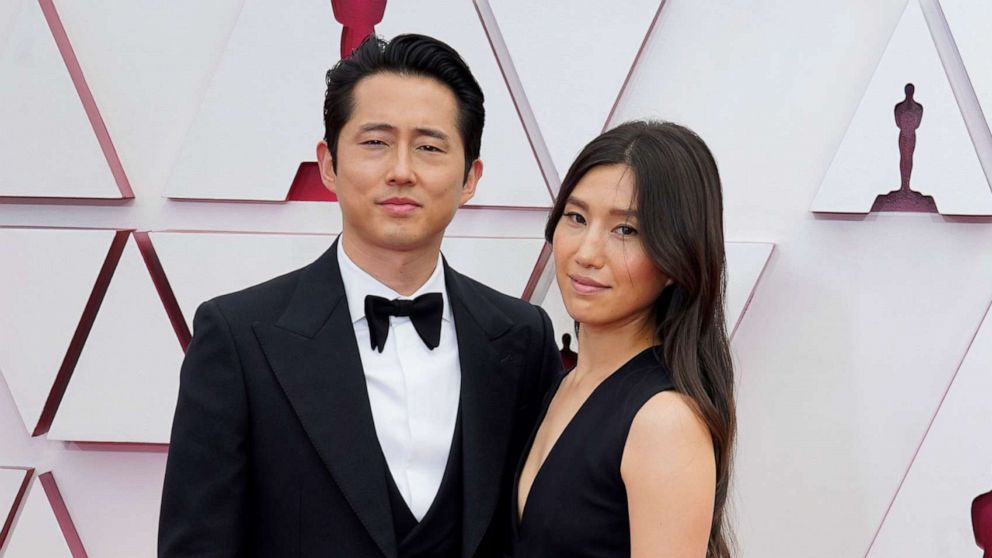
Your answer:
[358,122,396,133]
[415,127,449,142]
[356,123,449,143]
[565,196,637,218]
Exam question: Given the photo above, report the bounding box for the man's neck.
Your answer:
[341,233,441,297]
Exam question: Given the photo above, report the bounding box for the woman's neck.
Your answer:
[573,315,657,382]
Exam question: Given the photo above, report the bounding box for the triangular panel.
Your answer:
[164,1,341,201]
[486,0,661,177]
[378,1,551,208]
[868,304,992,557]
[151,231,332,331]
[2,473,83,557]
[48,236,184,443]
[725,242,774,336]
[0,228,122,435]
[439,236,546,297]
[0,0,125,198]
[942,0,992,141]
[810,1,992,215]
[0,467,32,550]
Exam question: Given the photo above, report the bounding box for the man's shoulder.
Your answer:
[448,268,546,326]
[200,264,308,327]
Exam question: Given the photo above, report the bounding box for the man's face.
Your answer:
[318,72,481,255]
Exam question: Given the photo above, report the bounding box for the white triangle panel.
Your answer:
[378,1,551,208]
[942,0,992,138]
[439,236,545,298]
[2,474,77,558]
[0,228,118,435]
[48,236,184,443]
[0,467,32,547]
[868,305,992,557]
[151,232,333,331]
[486,0,660,177]
[0,0,21,41]
[164,0,341,200]
[0,0,120,198]
[810,1,992,215]
[725,242,774,336]
[539,241,772,350]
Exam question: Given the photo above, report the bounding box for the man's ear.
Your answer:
[459,159,483,206]
[316,141,337,194]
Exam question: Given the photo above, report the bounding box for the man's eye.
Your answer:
[362,139,386,146]
[418,145,444,153]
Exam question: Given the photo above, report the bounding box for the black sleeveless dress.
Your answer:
[512,346,674,557]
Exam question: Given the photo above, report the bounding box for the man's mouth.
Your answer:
[378,197,421,216]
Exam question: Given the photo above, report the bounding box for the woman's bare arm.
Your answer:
[621,391,716,558]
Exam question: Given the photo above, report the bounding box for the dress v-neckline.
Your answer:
[514,346,661,529]
[515,363,625,527]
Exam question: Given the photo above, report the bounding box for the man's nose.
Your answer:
[386,148,415,186]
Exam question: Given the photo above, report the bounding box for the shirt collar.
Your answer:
[337,237,452,325]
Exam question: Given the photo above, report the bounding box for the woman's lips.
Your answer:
[569,274,609,294]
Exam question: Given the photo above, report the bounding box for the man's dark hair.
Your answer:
[323,34,485,181]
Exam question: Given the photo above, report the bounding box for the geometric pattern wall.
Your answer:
[0,467,32,549]
[942,0,992,146]
[46,235,185,444]
[163,0,340,202]
[0,0,129,199]
[868,303,992,556]
[2,0,991,557]
[0,228,123,436]
[2,472,85,558]
[810,0,992,215]
[484,0,662,179]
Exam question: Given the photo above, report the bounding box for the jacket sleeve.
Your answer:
[533,305,564,404]
[158,299,250,558]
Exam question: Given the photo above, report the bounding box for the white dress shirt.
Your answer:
[337,240,461,521]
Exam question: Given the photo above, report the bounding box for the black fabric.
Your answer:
[385,412,464,558]
[158,237,563,558]
[364,292,444,352]
[512,347,674,558]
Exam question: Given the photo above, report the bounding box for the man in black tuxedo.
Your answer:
[158,34,561,557]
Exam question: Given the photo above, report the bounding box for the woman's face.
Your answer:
[552,164,672,333]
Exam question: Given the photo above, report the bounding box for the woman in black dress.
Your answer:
[514,121,736,557]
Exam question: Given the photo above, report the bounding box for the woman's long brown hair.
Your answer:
[546,120,736,557]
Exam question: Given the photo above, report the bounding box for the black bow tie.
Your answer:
[364,293,444,353]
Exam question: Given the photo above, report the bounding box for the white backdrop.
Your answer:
[2,0,991,556]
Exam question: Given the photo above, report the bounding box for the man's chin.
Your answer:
[372,228,441,253]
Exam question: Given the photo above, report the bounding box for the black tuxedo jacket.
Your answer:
[158,240,562,557]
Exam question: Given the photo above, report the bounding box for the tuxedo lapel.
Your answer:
[445,266,526,558]
[253,239,397,558]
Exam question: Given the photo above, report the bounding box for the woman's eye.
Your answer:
[615,224,638,237]
[563,211,586,225]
